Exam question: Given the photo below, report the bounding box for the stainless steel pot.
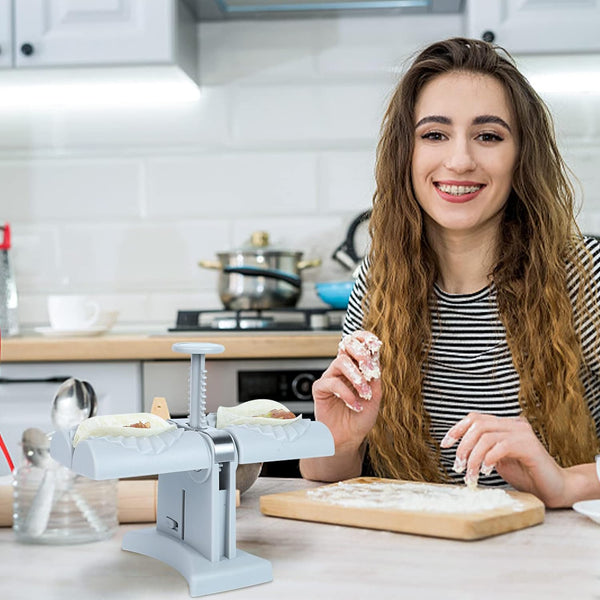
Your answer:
[199,232,321,310]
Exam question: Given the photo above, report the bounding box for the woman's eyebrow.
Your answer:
[415,115,450,128]
[472,114,512,132]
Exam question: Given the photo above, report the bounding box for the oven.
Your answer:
[142,356,332,477]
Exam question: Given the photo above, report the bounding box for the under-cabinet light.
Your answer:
[0,66,200,110]
[517,55,600,96]
[527,71,600,95]
[215,0,429,12]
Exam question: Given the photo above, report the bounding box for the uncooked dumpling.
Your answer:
[73,413,175,446]
[216,399,300,428]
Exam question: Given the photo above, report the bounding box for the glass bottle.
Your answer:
[0,223,19,337]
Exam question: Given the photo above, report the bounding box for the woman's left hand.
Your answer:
[441,412,569,507]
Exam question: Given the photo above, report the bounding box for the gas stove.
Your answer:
[169,308,345,332]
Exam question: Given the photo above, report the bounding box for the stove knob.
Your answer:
[291,373,316,400]
[309,312,329,330]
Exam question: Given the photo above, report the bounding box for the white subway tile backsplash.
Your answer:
[231,82,388,145]
[319,151,376,212]
[199,21,317,85]
[321,14,464,46]
[0,159,141,221]
[50,88,230,150]
[544,94,600,141]
[0,88,230,153]
[0,110,64,153]
[146,291,223,323]
[145,153,318,217]
[232,85,322,143]
[315,15,464,77]
[57,221,229,292]
[11,225,60,289]
[319,83,390,141]
[561,142,600,209]
[576,209,600,237]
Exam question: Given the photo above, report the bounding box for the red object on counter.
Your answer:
[0,223,10,250]
[0,433,14,473]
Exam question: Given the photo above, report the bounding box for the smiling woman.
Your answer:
[300,37,600,509]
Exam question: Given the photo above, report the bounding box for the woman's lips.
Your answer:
[434,182,485,204]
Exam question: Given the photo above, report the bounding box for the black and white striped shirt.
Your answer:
[343,236,600,486]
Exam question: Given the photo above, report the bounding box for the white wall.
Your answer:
[1,14,599,328]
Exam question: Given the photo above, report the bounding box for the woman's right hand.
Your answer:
[312,330,383,452]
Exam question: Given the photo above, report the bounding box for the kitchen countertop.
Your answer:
[1,477,598,600]
[0,331,341,362]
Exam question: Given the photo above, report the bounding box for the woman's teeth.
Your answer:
[437,183,482,195]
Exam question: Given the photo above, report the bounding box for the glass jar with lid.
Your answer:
[13,428,117,544]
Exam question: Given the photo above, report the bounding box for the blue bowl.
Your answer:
[315,281,354,309]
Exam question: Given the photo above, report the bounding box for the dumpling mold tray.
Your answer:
[51,342,334,597]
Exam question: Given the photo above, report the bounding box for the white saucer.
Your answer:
[34,326,108,338]
[572,499,600,524]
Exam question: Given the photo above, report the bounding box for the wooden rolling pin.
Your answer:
[0,478,240,527]
[0,479,158,527]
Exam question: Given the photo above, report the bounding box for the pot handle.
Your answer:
[297,258,322,271]
[198,260,223,270]
[223,266,301,288]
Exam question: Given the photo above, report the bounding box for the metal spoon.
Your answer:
[51,378,96,431]
[82,381,98,419]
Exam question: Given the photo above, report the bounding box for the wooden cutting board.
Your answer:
[260,477,545,540]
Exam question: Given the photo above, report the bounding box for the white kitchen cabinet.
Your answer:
[0,0,11,68]
[0,0,197,77]
[0,361,142,476]
[466,0,600,54]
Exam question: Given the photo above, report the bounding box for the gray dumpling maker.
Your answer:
[50,342,335,597]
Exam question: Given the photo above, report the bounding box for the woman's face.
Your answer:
[411,71,518,240]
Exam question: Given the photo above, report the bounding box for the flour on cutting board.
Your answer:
[307,481,524,514]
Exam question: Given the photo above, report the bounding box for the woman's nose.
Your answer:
[443,141,476,173]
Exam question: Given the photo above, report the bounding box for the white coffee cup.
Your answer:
[47,295,101,330]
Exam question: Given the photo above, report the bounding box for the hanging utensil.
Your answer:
[332,210,371,272]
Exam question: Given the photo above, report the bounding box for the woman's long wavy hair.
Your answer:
[364,37,600,481]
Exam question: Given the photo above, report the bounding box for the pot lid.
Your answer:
[225,231,301,255]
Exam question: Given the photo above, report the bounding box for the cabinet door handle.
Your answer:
[20,43,34,56]
[0,376,72,384]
